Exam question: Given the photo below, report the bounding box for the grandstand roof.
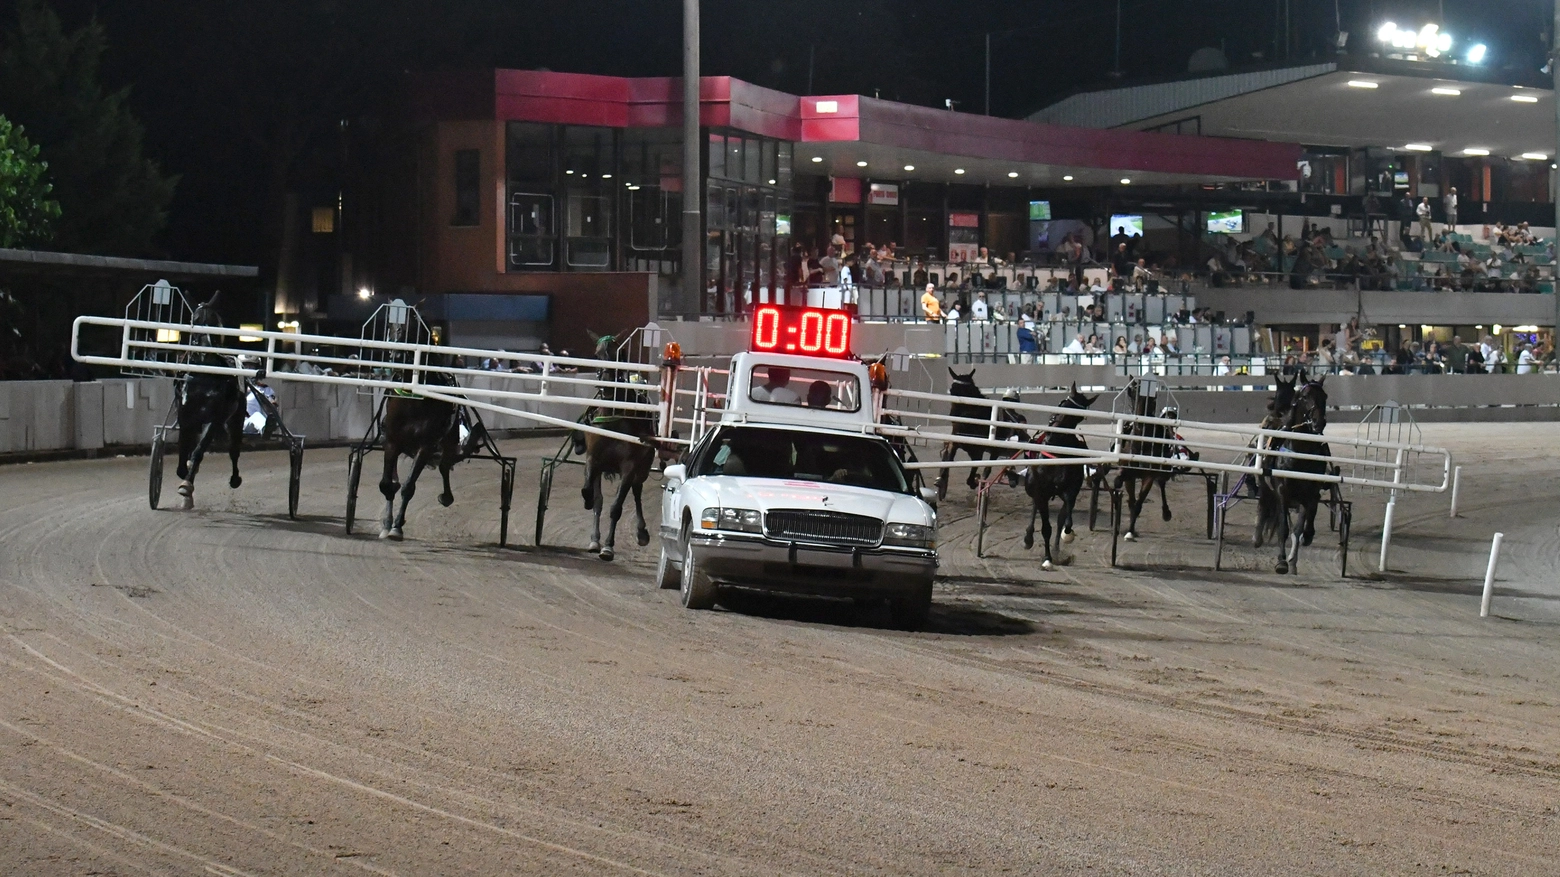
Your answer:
[1029,59,1555,161]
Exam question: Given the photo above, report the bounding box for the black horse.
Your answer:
[1252,372,1301,549]
[574,332,656,561]
[1112,379,1195,541]
[1022,383,1099,570]
[378,357,463,540]
[174,294,246,509]
[936,368,1027,500]
[1257,376,1330,574]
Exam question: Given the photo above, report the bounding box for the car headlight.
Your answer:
[883,522,936,549]
[700,507,763,534]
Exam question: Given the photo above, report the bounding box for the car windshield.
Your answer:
[693,427,911,494]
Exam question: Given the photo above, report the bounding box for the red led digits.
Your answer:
[747,304,853,358]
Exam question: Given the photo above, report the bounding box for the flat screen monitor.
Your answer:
[1206,210,1244,234]
[1029,200,1052,221]
[1109,214,1143,237]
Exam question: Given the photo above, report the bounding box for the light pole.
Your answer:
[681,0,702,315]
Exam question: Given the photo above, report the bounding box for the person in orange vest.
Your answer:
[920,283,943,322]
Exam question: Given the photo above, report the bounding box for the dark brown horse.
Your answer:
[378,361,460,540]
[575,332,656,561]
[175,294,246,509]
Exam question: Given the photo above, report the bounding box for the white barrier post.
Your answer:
[1449,465,1462,518]
[1378,495,1396,573]
[1479,532,1504,618]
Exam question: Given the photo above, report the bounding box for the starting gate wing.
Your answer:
[117,280,198,378]
[875,385,1452,494]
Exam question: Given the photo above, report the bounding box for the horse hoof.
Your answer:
[598,548,615,562]
[588,541,601,553]
[439,493,454,508]
[581,492,594,511]
[636,530,650,547]
[379,528,392,540]
[1061,530,1075,544]
[1023,534,1034,550]
[230,475,242,489]
[1275,561,1289,574]
[177,482,192,497]
[181,496,194,510]
[1161,508,1172,522]
[1123,532,1137,542]
[1041,560,1054,571]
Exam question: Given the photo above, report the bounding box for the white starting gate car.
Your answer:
[656,349,941,629]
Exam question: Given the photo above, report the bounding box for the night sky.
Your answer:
[2,0,1551,267]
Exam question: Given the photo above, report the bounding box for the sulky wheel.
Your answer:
[345,450,363,535]
[534,464,554,547]
[288,442,304,519]
[499,461,515,548]
[148,432,166,510]
[1338,505,1352,578]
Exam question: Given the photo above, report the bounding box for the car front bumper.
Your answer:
[687,532,936,599]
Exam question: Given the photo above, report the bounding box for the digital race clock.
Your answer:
[750,305,853,358]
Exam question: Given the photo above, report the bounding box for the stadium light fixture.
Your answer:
[1465,44,1487,65]
[1511,94,1540,103]
[1063,175,1074,181]
[1463,147,1490,156]
[1404,143,1434,151]
[1120,178,1132,185]
[811,156,824,162]
[1347,80,1380,89]
[903,164,915,172]
[1007,171,1019,178]
[1430,87,1461,96]
[856,160,868,167]
[1520,153,1550,161]
[954,168,965,175]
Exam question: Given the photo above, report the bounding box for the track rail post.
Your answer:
[1479,532,1504,618]
[1449,465,1462,518]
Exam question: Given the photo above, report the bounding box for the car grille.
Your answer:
[764,510,882,546]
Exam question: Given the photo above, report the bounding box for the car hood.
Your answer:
[698,477,933,527]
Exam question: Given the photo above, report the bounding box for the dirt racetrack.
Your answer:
[2,423,1558,876]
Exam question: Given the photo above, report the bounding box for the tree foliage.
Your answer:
[0,113,59,248]
[0,0,176,256]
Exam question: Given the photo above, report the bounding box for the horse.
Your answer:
[174,293,246,509]
[936,368,1027,500]
[573,332,656,561]
[1252,372,1300,549]
[1257,375,1330,574]
[378,356,462,540]
[1111,378,1197,541]
[1022,383,1099,570]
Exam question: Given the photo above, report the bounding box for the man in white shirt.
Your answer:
[1443,187,1458,233]
[751,366,800,404]
[970,291,989,321]
[1517,344,1539,374]
[1062,334,1086,354]
[1417,197,1433,240]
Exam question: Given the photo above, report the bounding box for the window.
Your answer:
[453,149,481,226]
[748,365,861,411]
[693,426,909,494]
[508,192,554,267]
[311,207,335,234]
[565,191,611,268]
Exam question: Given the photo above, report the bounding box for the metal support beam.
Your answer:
[681,0,703,317]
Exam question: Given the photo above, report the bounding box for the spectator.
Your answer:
[1444,335,1469,373]
[1016,322,1039,363]
[1417,197,1434,240]
[1517,343,1540,374]
[1113,336,1129,356]
[1443,187,1458,233]
[752,366,800,403]
[920,284,943,322]
[1062,333,1086,354]
[970,291,989,321]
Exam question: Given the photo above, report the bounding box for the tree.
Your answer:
[0,113,59,247]
[0,0,175,256]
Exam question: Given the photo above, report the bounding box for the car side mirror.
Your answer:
[918,486,939,507]
[663,464,686,487]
